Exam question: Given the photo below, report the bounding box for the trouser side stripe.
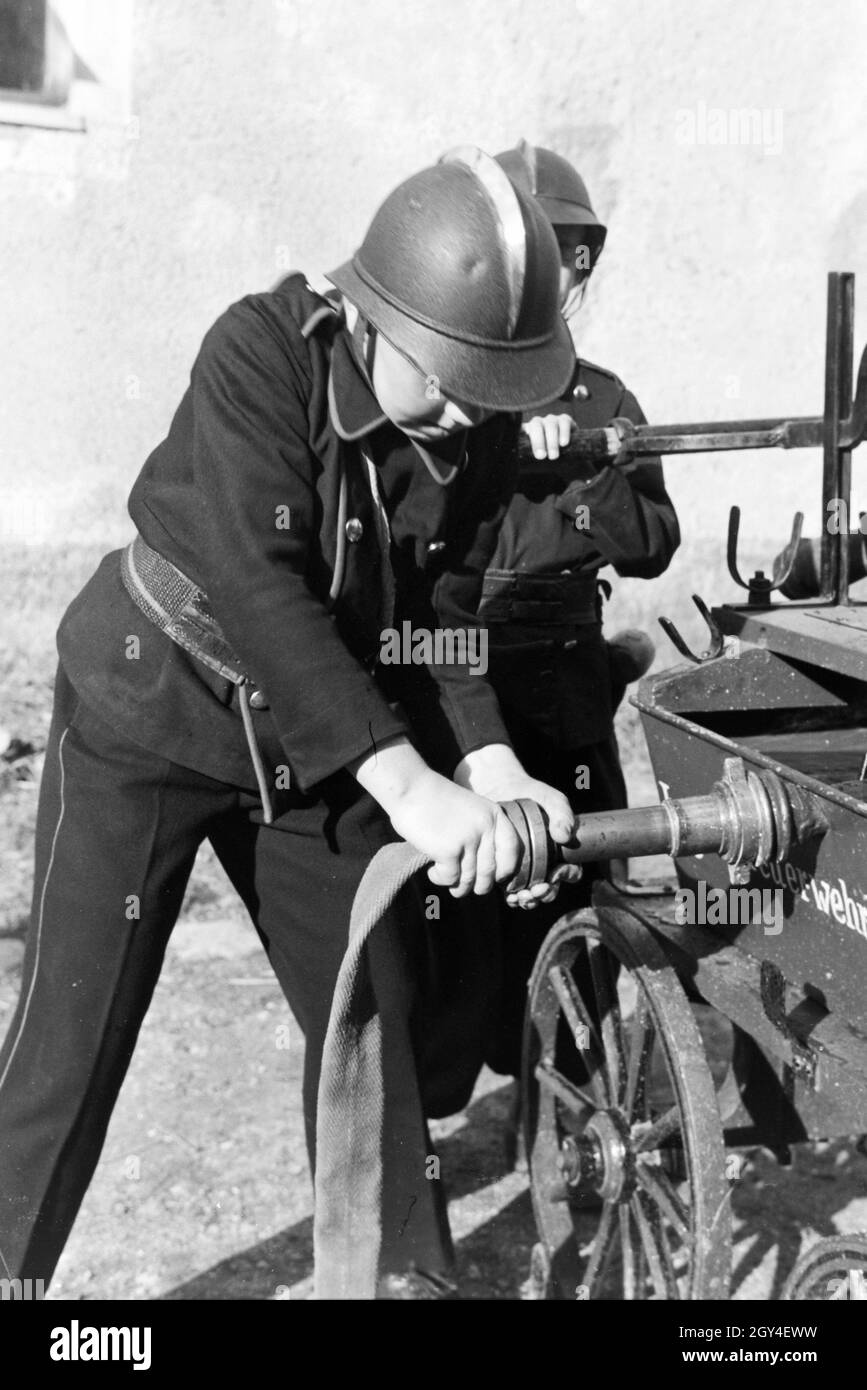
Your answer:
[0,727,70,1097]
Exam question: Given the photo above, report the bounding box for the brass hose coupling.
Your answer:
[499,758,827,891]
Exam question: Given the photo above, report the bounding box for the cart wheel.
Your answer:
[523,906,731,1300]
[781,1234,867,1300]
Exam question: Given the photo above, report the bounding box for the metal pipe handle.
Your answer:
[500,759,827,891]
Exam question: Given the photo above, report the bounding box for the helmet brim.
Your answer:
[539,197,607,236]
[326,259,576,413]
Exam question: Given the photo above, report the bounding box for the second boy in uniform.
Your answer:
[481,142,681,1081]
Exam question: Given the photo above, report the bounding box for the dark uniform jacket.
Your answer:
[58,274,519,793]
[483,358,680,748]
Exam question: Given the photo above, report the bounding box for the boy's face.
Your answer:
[369,333,494,441]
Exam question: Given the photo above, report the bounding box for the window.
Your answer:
[0,0,45,96]
[0,0,131,131]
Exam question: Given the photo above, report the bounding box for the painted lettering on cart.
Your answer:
[756,862,867,940]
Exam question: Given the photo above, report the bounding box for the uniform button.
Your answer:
[248,687,269,711]
[573,383,590,400]
[427,540,446,553]
[345,518,363,543]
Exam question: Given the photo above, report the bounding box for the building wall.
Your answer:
[2,0,866,554]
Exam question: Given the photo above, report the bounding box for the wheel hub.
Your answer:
[558,1110,636,1203]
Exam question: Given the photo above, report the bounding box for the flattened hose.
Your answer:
[313,840,427,1300]
[313,798,556,1299]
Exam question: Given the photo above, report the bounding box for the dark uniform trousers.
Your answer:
[482,659,627,1079]
[0,666,473,1287]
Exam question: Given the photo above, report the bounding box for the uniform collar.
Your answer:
[328,328,388,441]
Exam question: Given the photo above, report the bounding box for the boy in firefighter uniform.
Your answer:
[0,148,579,1296]
[482,143,681,1080]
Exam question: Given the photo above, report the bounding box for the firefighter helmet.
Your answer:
[326,146,574,412]
[495,140,607,270]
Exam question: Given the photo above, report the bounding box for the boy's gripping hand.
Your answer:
[522,413,574,460]
[521,413,602,482]
[453,744,582,908]
[389,769,521,900]
[349,736,538,906]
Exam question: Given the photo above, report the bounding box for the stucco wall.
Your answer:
[2,0,866,557]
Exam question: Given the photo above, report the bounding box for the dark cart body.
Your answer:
[522,273,867,1301]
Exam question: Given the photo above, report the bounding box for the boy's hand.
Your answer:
[522,413,574,460]
[453,745,582,908]
[350,737,580,908]
[388,770,522,899]
[349,736,523,899]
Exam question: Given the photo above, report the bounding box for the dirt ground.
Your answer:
[2,544,866,1301]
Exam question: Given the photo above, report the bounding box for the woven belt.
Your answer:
[120,535,275,822]
[478,569,600,626]
[121,534,247,684]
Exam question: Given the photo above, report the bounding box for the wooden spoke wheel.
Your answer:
[781,1234,867,1300]
[523,907,731,1300]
